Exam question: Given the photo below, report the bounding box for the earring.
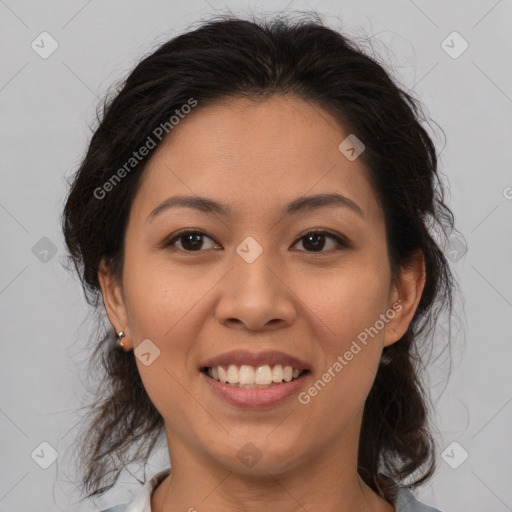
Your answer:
[117,331,126,349]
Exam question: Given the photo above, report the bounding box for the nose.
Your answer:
[214,249,298,332]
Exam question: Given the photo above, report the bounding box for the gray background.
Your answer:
[1,1,511,511]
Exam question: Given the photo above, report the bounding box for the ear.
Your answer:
[97,258,131,349]
[383,249,426,347]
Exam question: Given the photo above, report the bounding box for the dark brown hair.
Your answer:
[62,12,456,504]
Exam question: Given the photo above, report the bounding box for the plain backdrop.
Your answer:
[1,1,511,511]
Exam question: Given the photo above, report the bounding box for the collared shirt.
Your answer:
[100,468,442,512]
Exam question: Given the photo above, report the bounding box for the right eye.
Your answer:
[162,230,220,252]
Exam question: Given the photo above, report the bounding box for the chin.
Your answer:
[206,437,309,476]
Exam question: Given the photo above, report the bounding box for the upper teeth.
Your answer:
[207,364,302,386]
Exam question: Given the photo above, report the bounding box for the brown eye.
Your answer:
[293,231,350,253]
[164,230,218,252]
[162,229,350,253]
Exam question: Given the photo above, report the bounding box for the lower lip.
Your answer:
[201,371,309,409]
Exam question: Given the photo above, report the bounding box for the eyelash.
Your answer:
[161,229,351,254]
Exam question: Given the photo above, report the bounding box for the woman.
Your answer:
[62,13,455,512]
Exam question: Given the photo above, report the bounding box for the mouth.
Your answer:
[200,364,310,388]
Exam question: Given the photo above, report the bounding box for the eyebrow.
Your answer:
[147,192,364,222]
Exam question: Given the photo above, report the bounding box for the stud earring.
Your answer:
[117,331,126,349]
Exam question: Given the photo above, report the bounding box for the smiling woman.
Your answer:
[62,12,455,512]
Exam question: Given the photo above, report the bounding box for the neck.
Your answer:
[151,442,394,512]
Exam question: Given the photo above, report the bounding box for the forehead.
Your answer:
[131,94,384,226]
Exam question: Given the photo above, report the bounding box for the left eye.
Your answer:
[163,230,349,253]
[293,230,349,252]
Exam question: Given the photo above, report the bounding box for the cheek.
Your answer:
[121,260,202,422]
[301,262,391,349]
[122,254,198,341]
[299,262,391,414]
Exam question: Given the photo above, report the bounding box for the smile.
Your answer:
[202,364,307,388]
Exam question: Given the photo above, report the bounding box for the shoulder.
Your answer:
[394,486,443,512]
[97,467,171,512]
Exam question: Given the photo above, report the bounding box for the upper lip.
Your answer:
[201,350,310,371]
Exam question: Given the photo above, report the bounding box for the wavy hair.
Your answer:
[62,12,456,504]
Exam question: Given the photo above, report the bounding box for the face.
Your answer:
[100,94,424,477]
